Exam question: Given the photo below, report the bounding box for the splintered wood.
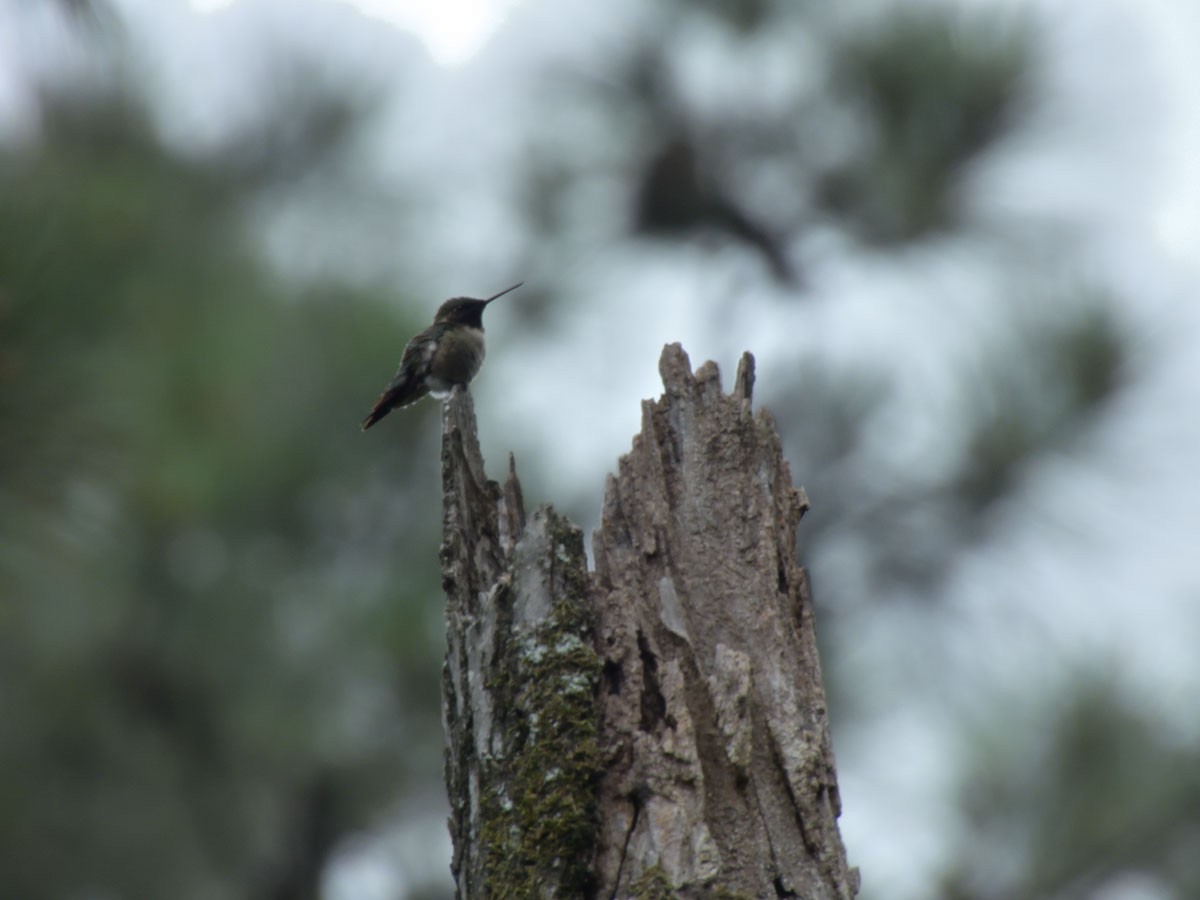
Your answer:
[439,344,857,899]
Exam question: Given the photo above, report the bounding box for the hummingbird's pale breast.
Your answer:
[427,325,486,397]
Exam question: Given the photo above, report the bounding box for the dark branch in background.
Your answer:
[635,134,799,284]
[516,6,1037,291]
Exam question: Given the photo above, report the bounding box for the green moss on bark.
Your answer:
[630,866,675,900]
[479,512,602,897]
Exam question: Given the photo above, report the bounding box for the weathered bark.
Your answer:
[441,386,601,898]
[440,343,857,899]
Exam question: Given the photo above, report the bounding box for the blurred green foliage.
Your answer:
[822,8,1033,243]
[0,76,445,900]
[944,672,1200,898]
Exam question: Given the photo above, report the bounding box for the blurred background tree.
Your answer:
[2,0,1196,898]
[0,9,447,899]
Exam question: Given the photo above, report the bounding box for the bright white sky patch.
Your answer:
[336,0,517,64]
[188,0,515,65]
[1145,0,1200,266]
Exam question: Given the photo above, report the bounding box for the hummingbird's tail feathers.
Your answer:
[360,402,390,431]
[360,381,428,430]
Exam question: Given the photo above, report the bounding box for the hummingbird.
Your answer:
[361,282,522,431]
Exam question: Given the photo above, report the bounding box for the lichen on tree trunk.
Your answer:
[440,344,858,899]
[441,389,602,898]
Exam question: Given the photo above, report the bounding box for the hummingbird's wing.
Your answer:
[360,326,439,430]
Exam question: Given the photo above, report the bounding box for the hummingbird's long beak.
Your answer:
[483,282,524,305]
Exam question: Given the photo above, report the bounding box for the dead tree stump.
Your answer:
[440,343,857,899]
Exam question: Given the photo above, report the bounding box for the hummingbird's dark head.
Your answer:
[434,282,523,328]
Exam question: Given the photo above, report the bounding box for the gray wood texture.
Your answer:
[440,344,857,899]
